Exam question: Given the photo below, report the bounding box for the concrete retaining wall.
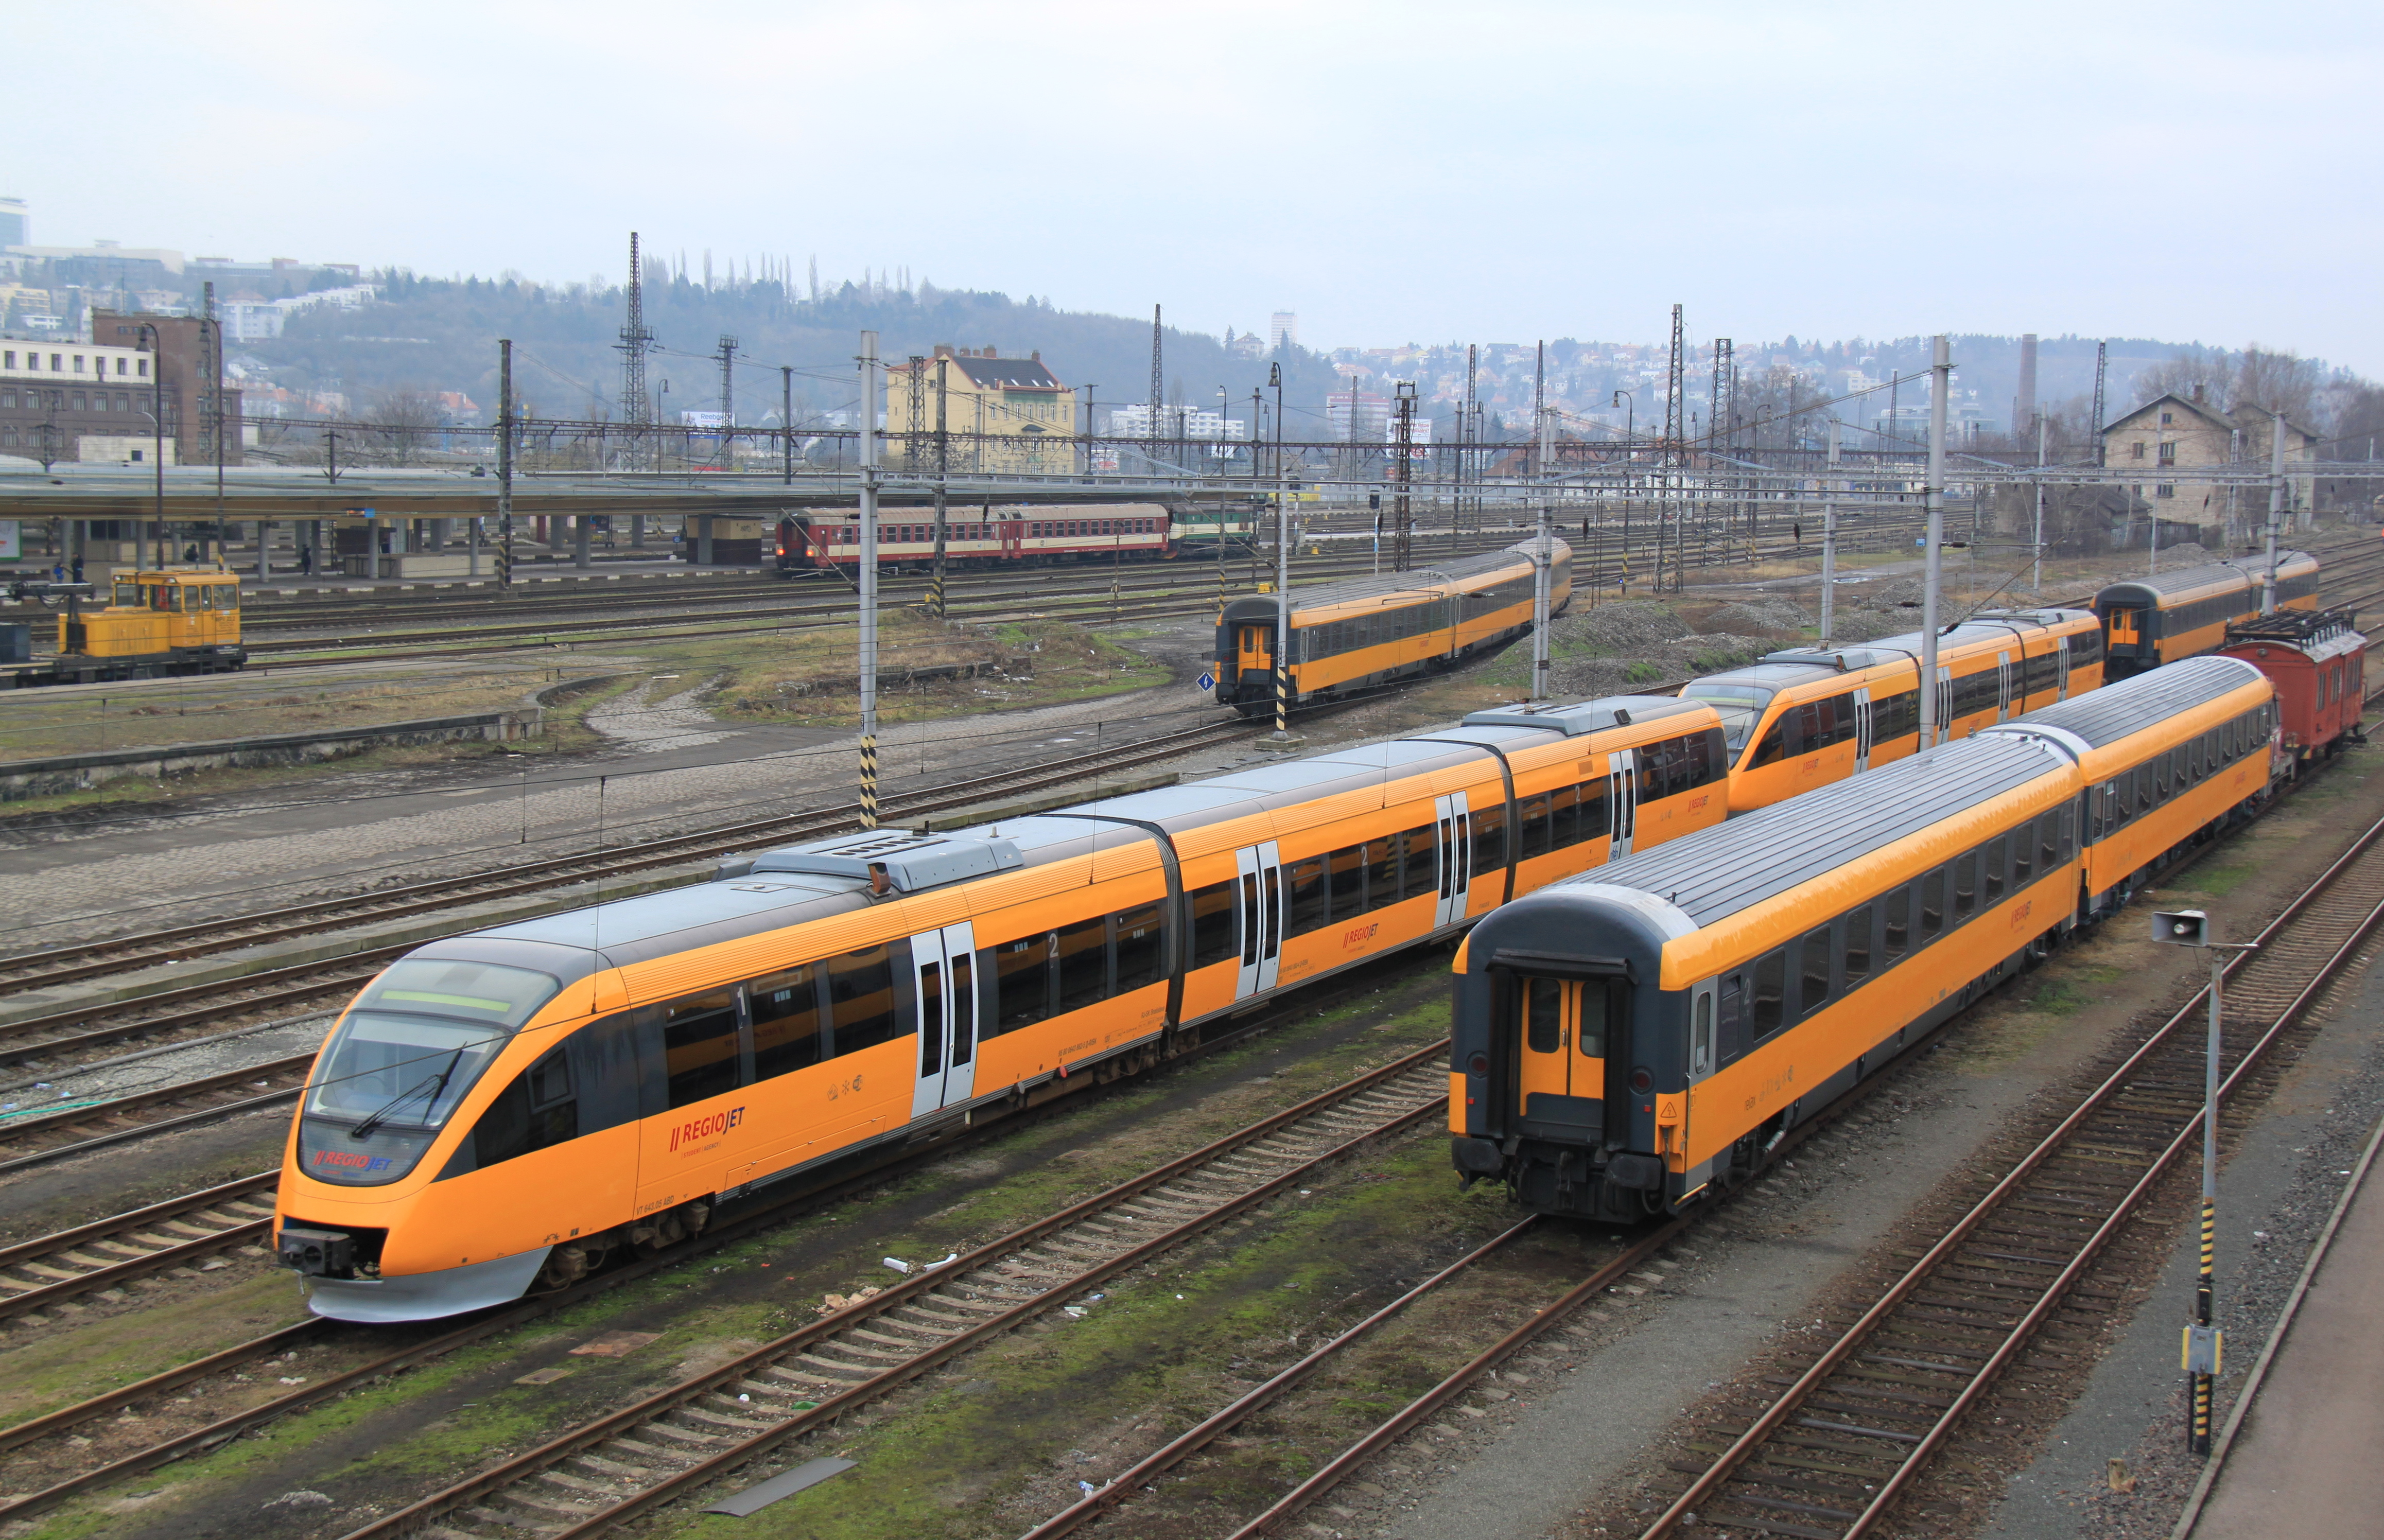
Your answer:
[0,708,543,802]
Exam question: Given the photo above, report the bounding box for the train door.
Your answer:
[1996,652,2014,721]
[1433,792,1472,927]
[2057,639,2073,701]
[1934,666,1954,744]
[1672,978,1720,1193]
[908,922,979,1119]
[1513,977,1609,1137]
[1852,687,1874,774]
[1234,841,1283,1000]
[1236,623,1274,687]
[1607,749,1640,857]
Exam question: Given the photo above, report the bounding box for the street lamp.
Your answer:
[2151,907,2257,1458]
[1611,388,1635,446]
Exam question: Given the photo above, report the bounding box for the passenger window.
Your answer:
[1285,856,1328,936]
[1188,881,1236,968]
[2059,805,2076,861]
[993,933,1051,1035]
[1115,903,1164,991]
[1985,836,2007,902]
[1548,783,1580,846]
[1470,804,1507,874]
[2136,766,2154,814]
[750,964,822,1079]
[1525,976,1561,1053]
[2012,821,2033,884]
[1577,780,1610,839]
[1953,853,1978,919]
[2040,818,2059,872]
[1364,835,1398,903]
[1328,846,1367,921]
[828,944,902,1056]
[1054,915,1108,1013]
[1577,979,1611,1058]
[1399,825,1436,901]
[1920,870,1946,938]
[1800,928,1832,1016]
[1748,715,1789,768]
[467,1048,577,1169]
[1844,905,1872,983]
[1750,952,1786,1038]
[1519,794,1553,858]
[662,990,740,1108]
[1883,888,1910,961]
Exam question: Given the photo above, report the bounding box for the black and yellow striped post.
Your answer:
[858,731,880,830]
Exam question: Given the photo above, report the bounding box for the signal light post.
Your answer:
[2152,906,2255,1456]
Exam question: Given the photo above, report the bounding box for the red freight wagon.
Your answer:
[2219,606,2367,766]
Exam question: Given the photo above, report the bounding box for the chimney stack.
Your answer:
[2013,334,2039,436]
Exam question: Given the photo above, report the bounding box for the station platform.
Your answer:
[2178,1111,2384,1538]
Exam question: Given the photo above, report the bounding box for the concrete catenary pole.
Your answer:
[497,339,514,590]
[2033,413,2048,593]
[1820,416,1839,645]
[931,356,949,619]
[1919,335,1950,751]
[858,330,883,826]
[1273,361,1292,740]
[2262,409,2286,616]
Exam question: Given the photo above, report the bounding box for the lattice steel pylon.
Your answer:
[716,335,738,469]
[1391,382,1417,571]
[2091,340,2109,467]
[1147,305,1165,469]
[906,356,929,474]
[616,232,654,469]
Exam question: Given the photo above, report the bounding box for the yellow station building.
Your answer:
[884,345,1075,476]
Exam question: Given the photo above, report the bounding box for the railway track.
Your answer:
[1630,804,2384,1539]
[328,1045,1452,1540]
[0,1171,279,1324]
[0,715,1267,1161]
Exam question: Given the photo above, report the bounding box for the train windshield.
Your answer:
[1680,682,1776,755]
[298,960,562,1186]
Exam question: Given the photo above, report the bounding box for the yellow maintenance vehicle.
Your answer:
[3,568,247,687]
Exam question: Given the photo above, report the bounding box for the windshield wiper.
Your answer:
[349,1046,465,1140]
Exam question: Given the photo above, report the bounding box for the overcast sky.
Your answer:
[16,1,2381,373]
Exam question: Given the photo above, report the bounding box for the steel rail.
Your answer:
[332,1043,1454,1540]
[0,1055,315,1167]
[0,959,1456,1526]
[0,1170,281,1324]
[1639,804,2384,1539]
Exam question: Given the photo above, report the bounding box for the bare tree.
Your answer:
[364,387,443,466]
[2134,344,2326,425]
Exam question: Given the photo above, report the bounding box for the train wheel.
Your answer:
[536,1239,604,1290]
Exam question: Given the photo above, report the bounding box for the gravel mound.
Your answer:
[1704,598,1814,635]
[1563,601,1693,652]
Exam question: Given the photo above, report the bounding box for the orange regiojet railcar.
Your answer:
[274,691,1725,1321]
[1683,607,2106,816]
